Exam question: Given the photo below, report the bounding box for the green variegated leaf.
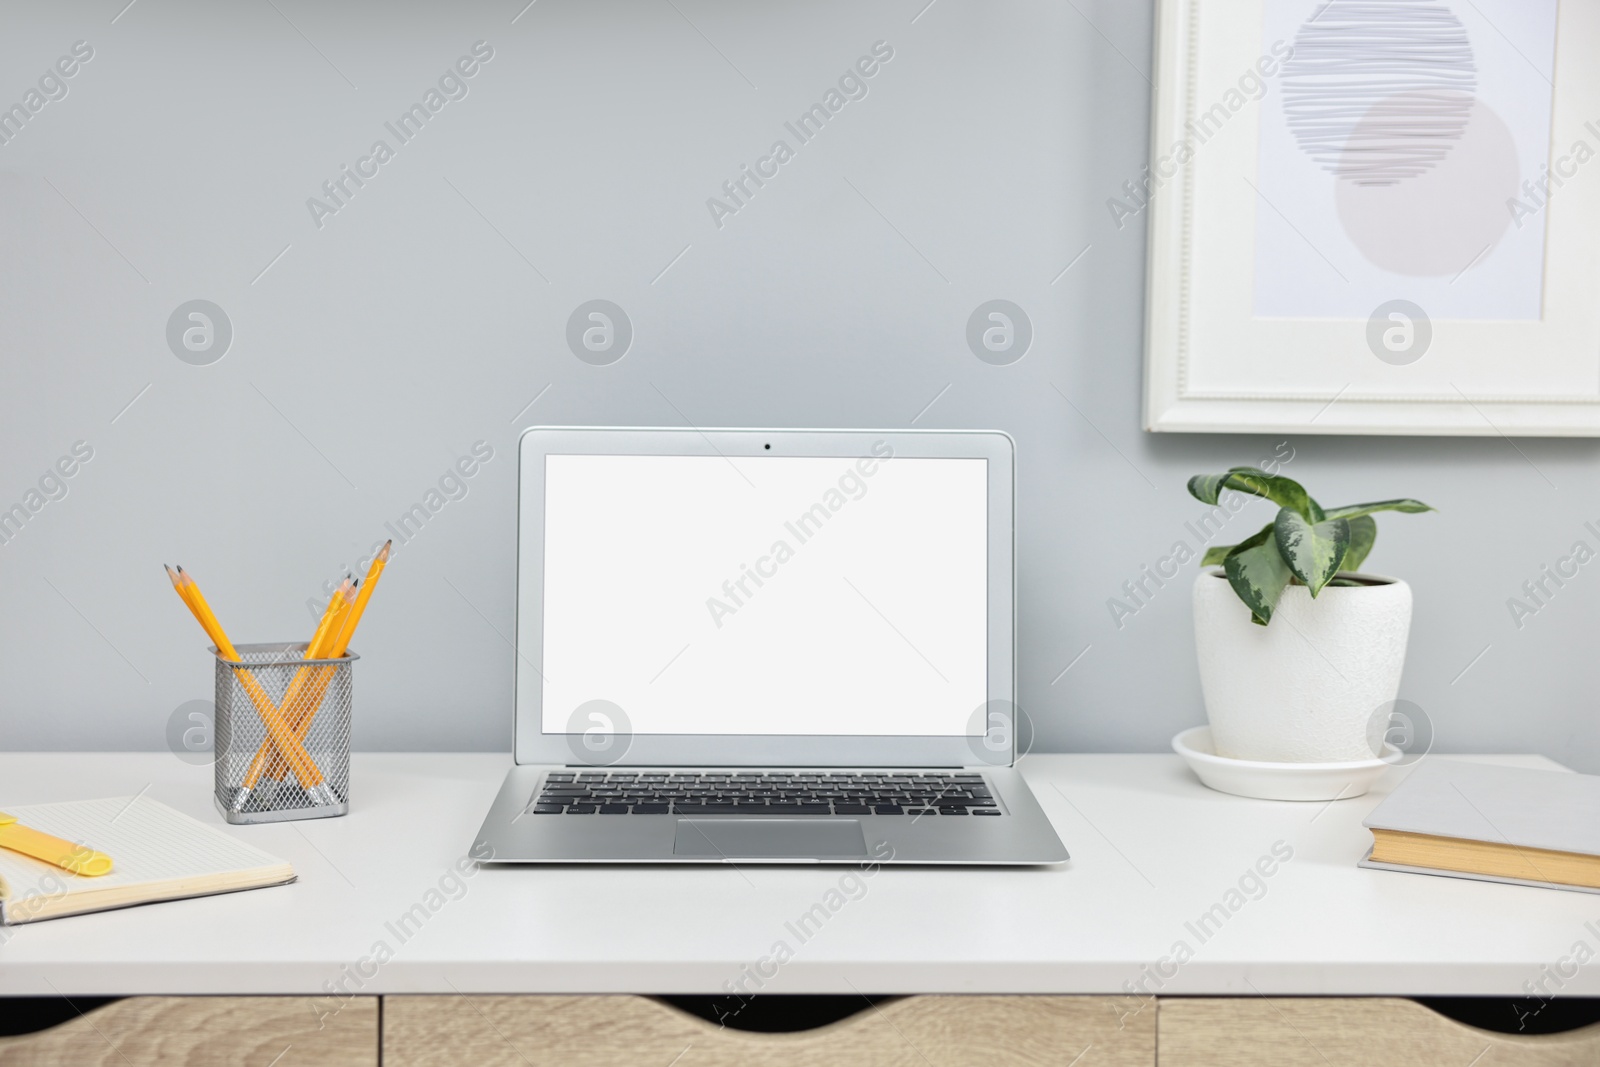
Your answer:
[1223,525,1292,626]
[1187,469,1322,521]
[1186,473,1234,505]
[1201,522,1273,568]
[1341,515,1377,573]
[1323,499,1433,521]
[1273,508,1350,596]
[1186,468,1431,624]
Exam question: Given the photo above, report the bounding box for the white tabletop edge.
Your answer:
[0,751,1591,997]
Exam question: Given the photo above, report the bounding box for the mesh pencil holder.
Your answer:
[213,641,356,824]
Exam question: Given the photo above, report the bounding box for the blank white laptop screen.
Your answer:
[540,452,988,737]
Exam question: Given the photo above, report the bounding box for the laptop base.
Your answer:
[473,765,1069,866]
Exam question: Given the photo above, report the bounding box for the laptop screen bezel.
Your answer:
[513,426,1015,768]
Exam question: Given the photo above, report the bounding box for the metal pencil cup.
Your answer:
[213,642,356,824]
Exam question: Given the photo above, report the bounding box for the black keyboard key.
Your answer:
[938,807,969,815]
[530,805,565,814]
[834,804,870,814]
[633,803,670,814]
[906,808,936,816]
[566,805,597,814]
[873,805,904,814]
[598,804,631,814]
[973,808,1001,816]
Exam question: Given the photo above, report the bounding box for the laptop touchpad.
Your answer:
[674,819,867,858]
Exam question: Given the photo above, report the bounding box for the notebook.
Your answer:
[0,796,295,924]
[1360,759,1600,894]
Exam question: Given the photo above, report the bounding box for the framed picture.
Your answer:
[1143,0,1600,435]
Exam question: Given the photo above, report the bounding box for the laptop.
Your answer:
[473,427,1067,865]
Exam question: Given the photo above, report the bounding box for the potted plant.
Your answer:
[1186,468,1433,763]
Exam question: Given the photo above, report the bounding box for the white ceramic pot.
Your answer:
[1192,570,1412,762]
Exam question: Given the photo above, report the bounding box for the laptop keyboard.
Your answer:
[526,770,1001,816]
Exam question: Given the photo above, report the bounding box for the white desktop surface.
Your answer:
[0,752,1591,997]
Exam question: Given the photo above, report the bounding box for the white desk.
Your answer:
[0,752,1591,998]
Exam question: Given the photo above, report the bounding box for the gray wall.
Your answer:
[2,1,1596,769]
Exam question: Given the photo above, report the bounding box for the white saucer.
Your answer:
[1172,725,1398,802]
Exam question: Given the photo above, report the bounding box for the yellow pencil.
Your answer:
[275,541,392,767]
[329,541,390,658]
[245,578,353,792]
[166,565,219,645]
[169,566,329,799]
[261,578,357,784]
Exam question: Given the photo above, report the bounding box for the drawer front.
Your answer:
[0,996,377,1067]
[383,994,1155,1067]
[1157,997,1600,1067]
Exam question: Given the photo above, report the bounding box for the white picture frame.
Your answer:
[1143,0,1600,435]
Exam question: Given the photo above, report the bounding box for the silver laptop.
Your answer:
[473,427,1067,865]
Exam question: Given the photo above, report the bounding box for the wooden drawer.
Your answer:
[0,996,377,1067]
[383,994,1155,1066]
[1157,997,1600,1067]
